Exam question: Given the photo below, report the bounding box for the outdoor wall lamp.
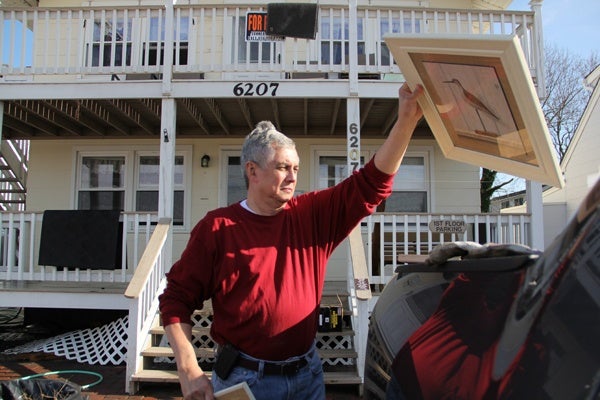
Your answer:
[201,154,211,168]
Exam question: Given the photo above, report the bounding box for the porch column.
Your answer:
[347,95,368,386]
[526,180,544,250]
[347,0,368,383]
[159,98,176,271]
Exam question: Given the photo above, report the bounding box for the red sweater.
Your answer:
[159,159,393,360]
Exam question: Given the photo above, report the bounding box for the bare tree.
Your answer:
[542,44,598,162]
[481,45,598,212]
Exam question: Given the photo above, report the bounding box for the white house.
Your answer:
[0,0,550,393]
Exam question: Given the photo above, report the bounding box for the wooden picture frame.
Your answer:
[384,34,564,188]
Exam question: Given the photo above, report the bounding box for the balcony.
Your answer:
[1,5,542,84]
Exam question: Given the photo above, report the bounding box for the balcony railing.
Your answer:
[0,5,542,83]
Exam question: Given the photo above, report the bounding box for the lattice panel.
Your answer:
[2,316,128,365]
[363,323,392,400]
[191,312,213,328]
[317,333,355,366]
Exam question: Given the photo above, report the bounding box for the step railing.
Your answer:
[0,139,29,211]
[0,211,158,283]
[0,5,541,84]
[124,217,171,394]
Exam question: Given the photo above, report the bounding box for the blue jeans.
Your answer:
[385,374,407,400]
[212,343,325,400]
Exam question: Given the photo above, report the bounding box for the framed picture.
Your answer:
[384,34,564,188]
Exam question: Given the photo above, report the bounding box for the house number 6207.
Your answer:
[233,82,280,96]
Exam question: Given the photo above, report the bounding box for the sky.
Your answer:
[498,0,599,193]
[508,0,599,57]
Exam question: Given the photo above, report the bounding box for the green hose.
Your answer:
[18,369,104,390]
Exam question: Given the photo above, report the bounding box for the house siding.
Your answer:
[26,135,481,278]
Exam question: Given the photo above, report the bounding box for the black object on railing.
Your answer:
[38,210,122,270]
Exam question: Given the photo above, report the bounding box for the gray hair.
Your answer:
[241,121,296,186]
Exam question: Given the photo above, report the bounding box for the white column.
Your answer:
[159,98,176,272]
[346,1,367,377]
[530,0,546,99]
[526,180,544,250]
[348,0,359,96]
[162,0,174,95]
[346,98,361,175]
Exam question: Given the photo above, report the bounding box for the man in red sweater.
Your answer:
[158,83,424,400]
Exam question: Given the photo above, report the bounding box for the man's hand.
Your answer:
[178,367,214,400]
[164,322,215,399]
[374,83,424,175]
[398,83,424,126]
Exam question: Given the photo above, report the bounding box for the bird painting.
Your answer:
[443,78,500,135]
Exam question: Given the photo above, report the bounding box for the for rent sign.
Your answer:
[429,219,467,234]
[246,12,284,42]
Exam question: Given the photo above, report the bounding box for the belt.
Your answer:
[235,352,312,376]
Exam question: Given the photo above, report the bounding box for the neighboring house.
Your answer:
[0,0,547,393]
[501,64,600,248]
[490,188,527,213]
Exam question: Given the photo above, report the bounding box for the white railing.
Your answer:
[124,217,170,394]
[0,5,541,82]
[363,212,532,285]
[0,211,158,283]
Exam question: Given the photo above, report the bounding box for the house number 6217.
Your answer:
[233,82,280,96]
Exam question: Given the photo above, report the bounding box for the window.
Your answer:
[379,18,421,66]
[76,149,190,228]
[223,154,246,206]
[135,154,185,226]
[234,17,275,64]
[77,156,126,210]
[320,17,365,65]
[142,16,190,66]
[384,156,429,212]
[87,19,133,67]
[316,154,365,189]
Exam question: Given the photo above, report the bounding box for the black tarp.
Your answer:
[38,210,121,270]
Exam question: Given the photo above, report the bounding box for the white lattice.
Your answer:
[2,316,129,365]
[318,333,355,366]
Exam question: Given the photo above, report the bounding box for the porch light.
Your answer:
[201,154,211,168]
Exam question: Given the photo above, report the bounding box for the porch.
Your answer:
[0,210,531,393]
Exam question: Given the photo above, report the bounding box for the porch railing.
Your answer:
[363,212,532,286]
[0,211,158,283]
[0,5,542,84]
